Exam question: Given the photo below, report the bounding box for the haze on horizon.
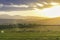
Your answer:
[0,0,60,18]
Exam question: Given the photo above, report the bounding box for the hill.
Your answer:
[0,14,46,24]
[0,14,60,25]
[41,17,60,25]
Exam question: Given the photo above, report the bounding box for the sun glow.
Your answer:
[50,2,59,6]
[34,2,60,18]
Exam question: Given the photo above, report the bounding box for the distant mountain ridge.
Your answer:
[0,14,46,19]
[0,14,60,25]
[0,14,46,24]
[41,17,60,25]
[0,14,24,19]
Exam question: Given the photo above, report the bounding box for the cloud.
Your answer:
[0,7,34,11]
[0,0,39,11]
[0,0,59,5]
[0,3,37,11]
[0,0,38,5]
[1,4,29,8]
[0,0,58,11]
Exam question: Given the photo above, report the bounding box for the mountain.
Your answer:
[0,14,60,25]
[0,14,46,24]
[0,14,46,19]
[0,14,25,19]
[0,14,12,19]
[41,17,60,25]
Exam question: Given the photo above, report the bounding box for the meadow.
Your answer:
[0,29,60,40]
[0,24,60,40]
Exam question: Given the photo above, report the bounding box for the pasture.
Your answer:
[0,30,60,40]
[0,25,60,40]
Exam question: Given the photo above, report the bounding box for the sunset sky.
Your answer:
[0,0,60,18]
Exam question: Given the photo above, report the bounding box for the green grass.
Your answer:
[0,31,60,40]
[0,25,60,40]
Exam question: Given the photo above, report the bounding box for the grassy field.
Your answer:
[0,30,60,40]
[0,25,60,40]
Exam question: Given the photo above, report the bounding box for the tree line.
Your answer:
[0,23,39,30]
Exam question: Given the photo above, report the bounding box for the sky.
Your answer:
[0,0,60,17]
